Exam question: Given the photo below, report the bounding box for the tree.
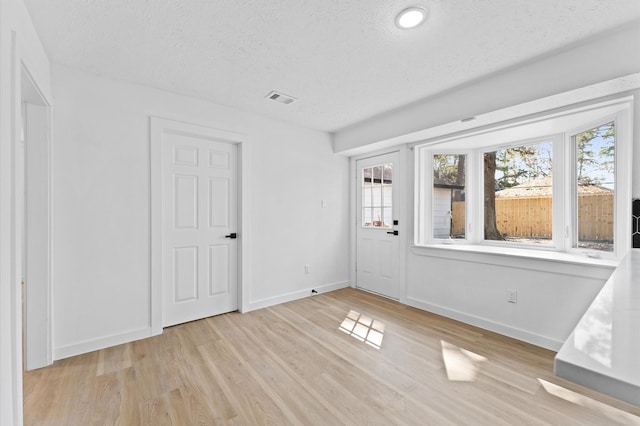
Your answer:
[433,154,463,184]
[494,145,551,189]
[597,122,615,176]
[576,122,615,185]
[483,143,553,240]
[576,129,600,185]
[484,152,503,240]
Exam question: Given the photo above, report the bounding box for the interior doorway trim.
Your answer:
[21,64,53,371]
[149,117,248,335]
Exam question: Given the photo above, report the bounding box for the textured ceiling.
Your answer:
[23,0,640,132]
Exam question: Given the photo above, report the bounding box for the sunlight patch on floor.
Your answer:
[339,310,385,349]
[441,340,487,381]
[538,379,640,424]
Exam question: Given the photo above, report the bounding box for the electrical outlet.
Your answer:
[304,264,311,274]
[507,289,518,304]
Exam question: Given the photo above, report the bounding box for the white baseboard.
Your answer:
[54,327,152,360]
[247,281,350,312]
[404,296,563,351]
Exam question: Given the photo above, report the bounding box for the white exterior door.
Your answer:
[162,130,238,327]
[356,152,400,299]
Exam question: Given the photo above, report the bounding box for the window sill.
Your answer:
[411,243,618,279]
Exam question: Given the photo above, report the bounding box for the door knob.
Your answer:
[224,233,237,239]
[386,230,398,235]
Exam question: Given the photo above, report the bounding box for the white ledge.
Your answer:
[411,244,617,280]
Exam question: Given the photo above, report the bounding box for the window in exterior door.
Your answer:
[362,164,393,228]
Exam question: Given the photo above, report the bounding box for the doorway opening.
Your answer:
[20,66,52,371]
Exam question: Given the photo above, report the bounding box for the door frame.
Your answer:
[150,117,249,335]
[21,65,53,370]
[350,146,408,302]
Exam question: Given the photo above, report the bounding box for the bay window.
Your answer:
[416,97,632,261]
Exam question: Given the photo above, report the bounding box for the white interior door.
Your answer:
[356,152,400,299]
[162,131,238,327]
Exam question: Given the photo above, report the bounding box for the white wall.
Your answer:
[51,64,350,359]
[0,0,51,424]
[404,248,613,349]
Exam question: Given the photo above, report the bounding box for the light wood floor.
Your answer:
[24,288,640,425]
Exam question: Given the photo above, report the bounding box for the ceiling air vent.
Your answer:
[266,91,297,105]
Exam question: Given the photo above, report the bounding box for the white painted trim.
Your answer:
[54,327,152,361]
[246,281,349,312]
[2,4,53,423]
[21,66,53,371]
[410,245,615,280]
[404,296,563,351]
[396,146,408,303]
[150,117,247,333]
[149,118,163,335]
[7,29,23,426]
[348,158,357,289]
[237,142,252,313]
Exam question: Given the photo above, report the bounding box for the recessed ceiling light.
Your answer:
[265,90,297,105]
[396,7,427,29]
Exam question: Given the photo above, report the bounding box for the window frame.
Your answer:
[477,134,562,251]
[420,149,471,243]
[414,97,633,262]
[564,112,631,259]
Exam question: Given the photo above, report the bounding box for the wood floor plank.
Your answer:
[24,288,640,425]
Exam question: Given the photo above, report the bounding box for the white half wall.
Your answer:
[51,64,350,359]
[405,248,613,350]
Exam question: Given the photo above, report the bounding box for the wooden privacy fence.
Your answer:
[574,193,614,241]
[451,193,614,240]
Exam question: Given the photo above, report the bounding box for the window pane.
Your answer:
[451,189,466,238]
[382,207,393,228]
[433,154,466,239]
[382,185,392,207]
[372,166,382,184]
[363,208,373,227]
[383,164,392,184]
[371,180,382,208]
[484,142,553,244]
[362,163,392,228]
[363,186,373,208]
[363,167,372,184]
[575,122,614,252]
[372,208,382,227]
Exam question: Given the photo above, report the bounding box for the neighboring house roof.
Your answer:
[433,178,465,190]
[495,176,612,198]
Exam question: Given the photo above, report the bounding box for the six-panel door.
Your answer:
[162,132,238,327]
